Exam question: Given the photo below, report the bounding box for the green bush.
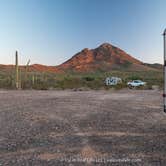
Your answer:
[83,76,95,81]
[113,83,127,90]
[32,80,49,90]
[55,77,83,89]
[127,75,143,81]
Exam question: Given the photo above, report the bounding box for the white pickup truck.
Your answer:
[127,80,146,87]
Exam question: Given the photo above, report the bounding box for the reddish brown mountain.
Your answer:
[57,43,155,72]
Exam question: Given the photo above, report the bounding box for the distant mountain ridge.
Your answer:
[0,43,162,73]
[0,64,60,73]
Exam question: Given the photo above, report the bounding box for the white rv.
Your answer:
[105,77,122,86]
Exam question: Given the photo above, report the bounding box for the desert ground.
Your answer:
[0,89,165,166]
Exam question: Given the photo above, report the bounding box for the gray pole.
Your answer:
[163,29,166,112]
[15,51,19,89]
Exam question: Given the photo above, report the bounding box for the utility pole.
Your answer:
[163,29,166,112]
[15,51,19,89]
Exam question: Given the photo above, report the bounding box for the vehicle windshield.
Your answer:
[134,80,141,83]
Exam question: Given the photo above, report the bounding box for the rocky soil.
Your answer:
[0,89,165,166]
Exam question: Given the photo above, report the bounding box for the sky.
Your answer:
[0,0,166,65]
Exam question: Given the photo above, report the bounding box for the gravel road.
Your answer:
[0,89,165,166]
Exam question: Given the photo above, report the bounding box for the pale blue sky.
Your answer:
[0,0,165,65]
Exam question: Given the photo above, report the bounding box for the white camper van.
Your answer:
[105,77,122,86]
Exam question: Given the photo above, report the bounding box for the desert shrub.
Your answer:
[0,76,13,89]
[32,82,49,90]
[55,77,83,89]
[31,78,49,90]
[114,83,127,90]
[85,79,103,90]
[83,76,95,81]
[21,79,32,89]
[127,75,143,81]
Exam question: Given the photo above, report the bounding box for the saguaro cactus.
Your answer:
[25,59,30,81]
[32,75,35,85]
[15,51,19,89]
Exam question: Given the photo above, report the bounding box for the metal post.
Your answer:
[163,29,166,112]
[15,51,19,89]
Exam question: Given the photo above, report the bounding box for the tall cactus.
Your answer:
[25,59,30,81]
[15,51,19,89]
[32,75,35,85]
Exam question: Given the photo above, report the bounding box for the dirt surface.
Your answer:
[0,89,165,166]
